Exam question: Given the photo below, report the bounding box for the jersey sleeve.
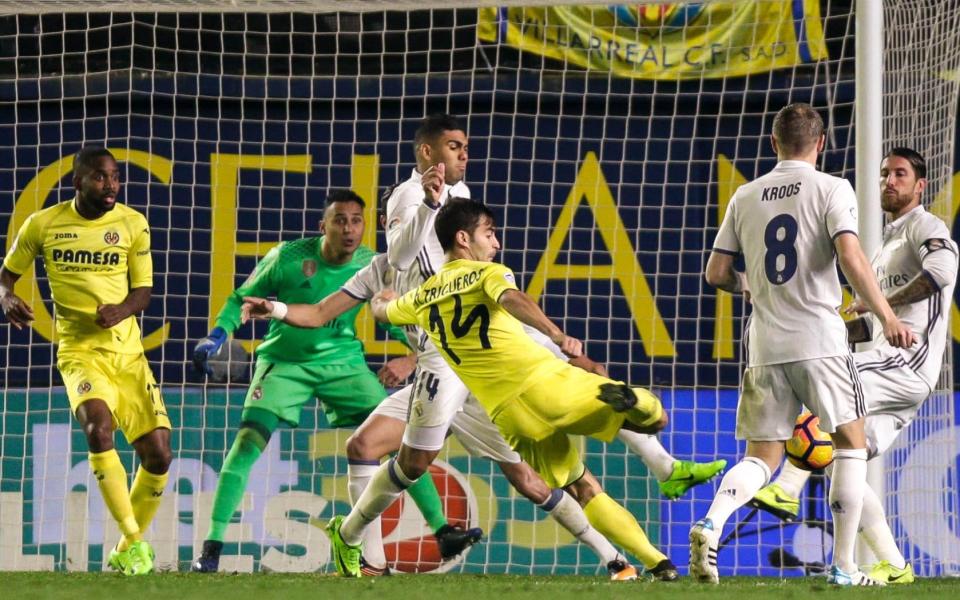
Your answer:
[385,182,440,271]
[481,263,520,302]
[2,214,43,275]
[521,323,566,359]
[911,214,958,288]
[712,192,740,255]
[127,215,153,289]
[214,243,283,334]
[384,289,419,326]
[341,254,388,301]
[824,179,859,240]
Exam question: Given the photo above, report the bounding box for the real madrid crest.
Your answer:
[302,259,317,277]
[77,381,92,395]
[252,386,263,401]
[104,230,120,245]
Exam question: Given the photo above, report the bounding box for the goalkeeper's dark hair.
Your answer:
[772,103,824,156]
[414,114,464,151]
[324,188,365,209]
[435,197,495,252]
[73,146,115,178]
[886,147,927,179]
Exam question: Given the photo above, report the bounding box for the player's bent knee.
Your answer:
[499,461,550,504]
[345,431,379,461]
[396,446,438,480]
[82,422,115,452]
[564,469,602,505]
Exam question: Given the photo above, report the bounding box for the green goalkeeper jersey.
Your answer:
[215,237,406,365]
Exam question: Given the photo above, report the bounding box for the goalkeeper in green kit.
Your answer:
[191,189,481,573]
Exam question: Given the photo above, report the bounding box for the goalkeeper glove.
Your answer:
[193,327,228,376]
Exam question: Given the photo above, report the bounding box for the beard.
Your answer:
[881,190,912,214]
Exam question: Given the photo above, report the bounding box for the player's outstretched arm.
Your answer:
[498,288,582,358]
[0,266,34,329]
[834,233,915,348]
[241,290,361,328]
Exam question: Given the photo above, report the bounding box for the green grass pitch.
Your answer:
[4,573,960,600]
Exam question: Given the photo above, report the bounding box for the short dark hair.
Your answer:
[772,103,824,155]
[324,188,365,210]
[73,146,115,178]
[886,147,927,179]
[435,197,495,252]
[414,114,464,152]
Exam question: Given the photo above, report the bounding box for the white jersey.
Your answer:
[714,160,860,366]
[341,253,420,350]
[861,206,958,389]
[383,168,471,296]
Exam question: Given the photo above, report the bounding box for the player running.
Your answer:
[1,147,171,576]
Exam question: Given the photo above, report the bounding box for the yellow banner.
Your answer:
[478,2,827,80]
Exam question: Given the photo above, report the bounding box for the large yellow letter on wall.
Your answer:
[712,154,747,359]
[526,152,674,357]
[7,149,173,350]
[351,154,409,356]
[209,153,313,352]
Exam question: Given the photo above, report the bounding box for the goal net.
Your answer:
[0,0,957,576]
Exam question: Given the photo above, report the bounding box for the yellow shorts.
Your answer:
[58,349,171,444]
[492,362,664,445]
[510,433,586,489]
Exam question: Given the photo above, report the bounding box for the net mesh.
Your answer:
[0,0,957,575]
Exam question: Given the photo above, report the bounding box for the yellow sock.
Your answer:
[89,450,140,550]
[128,466,169,538]
[583,492,666,569]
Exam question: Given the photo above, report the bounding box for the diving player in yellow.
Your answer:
[359,196,670,577]
[0,147,171,576]
[372,196,667,476]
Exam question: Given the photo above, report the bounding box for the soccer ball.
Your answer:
[784,413,834,471]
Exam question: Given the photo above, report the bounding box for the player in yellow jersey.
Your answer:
[372,196,667,479]
[0,147,171,576]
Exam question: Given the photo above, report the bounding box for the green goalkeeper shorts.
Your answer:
[242,360,388,427]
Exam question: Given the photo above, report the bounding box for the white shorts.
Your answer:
[736,355,865,441]
[449,395,522,464]
[855,347,932,457]
[399,358,471,451]
[369,382,521,463]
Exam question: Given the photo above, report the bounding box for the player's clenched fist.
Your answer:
[881,317,916,349]
[421,163,445,208]
[0,292,35,329]
[552,332,583,359]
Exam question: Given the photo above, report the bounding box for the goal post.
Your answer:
[0,0,957,576]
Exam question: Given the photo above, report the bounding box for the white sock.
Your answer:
[704,457,771,532]
[859,478,906,568]
[348,461,386,568]
[341,458,416,546]
[540,489,620,565]
[773,460,811,498]
[829,448,868,573]
[616,430,675,482]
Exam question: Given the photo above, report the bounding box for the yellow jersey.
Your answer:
[386,258,563,413]
[3,199,153,354]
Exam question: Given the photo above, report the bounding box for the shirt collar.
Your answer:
[883,205,925,236]
[774,160,816,170]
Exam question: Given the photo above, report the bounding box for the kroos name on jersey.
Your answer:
[761,181,801,201]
